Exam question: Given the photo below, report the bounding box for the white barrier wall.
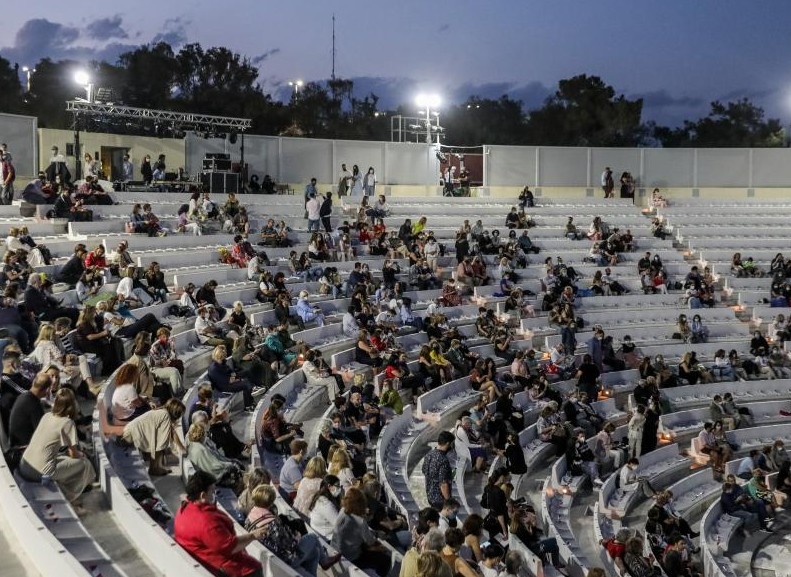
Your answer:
[0,112,37,177]
[485,144,791,189]
[184,133,437,186]
[3,114,787,189]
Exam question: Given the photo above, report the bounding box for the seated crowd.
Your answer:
[1,183,786,577]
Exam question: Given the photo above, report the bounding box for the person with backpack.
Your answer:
[480,467,510,539]
[1,149,16,205]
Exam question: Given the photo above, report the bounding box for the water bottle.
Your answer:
[41,474,52,487]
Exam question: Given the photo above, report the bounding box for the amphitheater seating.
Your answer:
[700,501,742,577]
[689,423,791,465]
[656,378,791,412]
[666,466,724,520]
[91,374,217,577]
[659,400,791,439]
[598,443,691,519]
[11,187,791,577]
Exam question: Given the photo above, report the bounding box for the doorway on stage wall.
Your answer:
[100,147,129,182]
[437,147,483,196]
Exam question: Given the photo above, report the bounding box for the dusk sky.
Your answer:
[1,0,790,127]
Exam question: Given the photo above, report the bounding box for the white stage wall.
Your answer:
[2,111,787,188]
[0,113,37,177]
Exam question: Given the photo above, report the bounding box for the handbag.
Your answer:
[482,511,502,537]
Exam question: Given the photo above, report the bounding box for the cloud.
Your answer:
[151,17,189,47]
[252,48,281,65]
[0,18,80,64]
[631,90,704,109]
[0,17,189,67]
[85,15,128,41]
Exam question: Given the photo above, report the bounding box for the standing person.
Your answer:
[338,163,351,196]
[320,191,333,232]
[601,167,614,198]
[363,167,377,196]
[304,177,318,208]
[140,155,153,185]
[83,153,100,179]
[46,146,71,184]
[121,153,134,183]
[306,192,322,232]
[422,431,455,510]
[1,149,15,204]
[628,405,646,459]
[350,165,363,196]
[175,471,266,577]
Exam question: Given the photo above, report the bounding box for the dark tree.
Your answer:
[525,74,644,146]
[119,43,178,109]
[655,99,784,148]
[444,96,527,146]
[0,56,23,114]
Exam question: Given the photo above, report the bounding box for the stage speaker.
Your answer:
[202,158,232,171]
[200,172,239,194]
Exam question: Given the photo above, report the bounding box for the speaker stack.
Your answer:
[200,153,239,194]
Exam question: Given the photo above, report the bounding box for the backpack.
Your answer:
[168,304,194,317]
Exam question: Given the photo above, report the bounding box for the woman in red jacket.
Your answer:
[175,470,265,577]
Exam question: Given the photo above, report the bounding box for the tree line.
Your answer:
[0,42,784,148]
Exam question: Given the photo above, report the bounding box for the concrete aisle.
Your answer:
[0,511,41,577]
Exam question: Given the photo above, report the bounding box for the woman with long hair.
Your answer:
[122,398,186,475]
[75,304,123,373]
[293,456,327,516]
[332,487,390,576]
[19,388,95,510]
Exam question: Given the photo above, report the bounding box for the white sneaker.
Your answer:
[593,478,604,487]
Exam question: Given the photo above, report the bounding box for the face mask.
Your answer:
[329,486,342,498]
[447,512,457,521]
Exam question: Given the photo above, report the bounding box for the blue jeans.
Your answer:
[295,533,323,575]
[307,219,320,232]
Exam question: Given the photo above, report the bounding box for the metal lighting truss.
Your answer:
[65,100,252,131]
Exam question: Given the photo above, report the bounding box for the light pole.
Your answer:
[415,94,440,145]
[288,80,304,99]
[73,70,95,179]
[74,70,94,103]
[21,66,35,92]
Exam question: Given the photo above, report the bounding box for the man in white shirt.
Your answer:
[96,299,163,339]
[247,253,267,281]
[338,163,351,196]
[437,498,460,532]
[279,439,307,501]
[116,265,153,306]
[194,306,233,350]
[374,303,398,330]
[550,343,575,378]
[306,192,322,232]
[618,457,656,497]
[107,241,134,276]
[454,416,486,472]
[121,153,134,182]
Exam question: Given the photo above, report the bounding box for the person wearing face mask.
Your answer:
[568,428,604,487]
[308,474,343,541]
[175,471,266,577]
[436,498,460,532]
[149,327,184,395]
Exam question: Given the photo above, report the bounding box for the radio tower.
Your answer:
[331,14,336,81]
